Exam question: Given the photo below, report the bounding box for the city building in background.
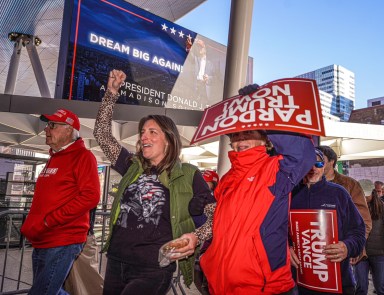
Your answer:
[367,96,384,107]
[296,64,355,121]
[319,90,340,121]
[342,104,384,193]
[349,104,384,126]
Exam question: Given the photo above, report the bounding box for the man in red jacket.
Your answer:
[21,109,100,295]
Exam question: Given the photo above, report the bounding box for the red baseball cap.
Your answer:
[40,109,80,131]
[202,170,219,183]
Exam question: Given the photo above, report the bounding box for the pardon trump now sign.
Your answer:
[191,78,325,144]
[289,209,342,293]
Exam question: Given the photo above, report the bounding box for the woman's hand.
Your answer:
[108,69,126,95]
[170,233,198,261]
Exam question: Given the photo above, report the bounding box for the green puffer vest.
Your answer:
[103,157,197,287]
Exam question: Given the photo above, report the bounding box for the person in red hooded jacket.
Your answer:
[173,83,316,294]
[21,109,100,295]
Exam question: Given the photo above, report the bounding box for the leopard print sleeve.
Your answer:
[93,89,122,166]
[194,202,216,243]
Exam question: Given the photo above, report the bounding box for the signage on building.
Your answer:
[55,0,253,111]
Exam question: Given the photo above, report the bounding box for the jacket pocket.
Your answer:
[251,235,268,289]
[21,214,47,242]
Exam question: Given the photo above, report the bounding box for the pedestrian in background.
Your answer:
[357,189,384,295]
[317,145,372,294]
[290,148,366,295]
[374,180,383,201]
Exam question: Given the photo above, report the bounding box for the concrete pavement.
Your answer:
[0,247,376,294]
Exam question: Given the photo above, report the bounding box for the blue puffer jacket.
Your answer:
[291,177,366,290]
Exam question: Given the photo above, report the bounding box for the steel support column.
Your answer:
[4,33,51,98]
[217,0,254,176]
[4,38,23,95]
[26,38,51,98]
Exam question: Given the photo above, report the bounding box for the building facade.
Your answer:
[345,104,384,193]
[367,96,384,107]
[319,90,340,121]
[296,64,355,121]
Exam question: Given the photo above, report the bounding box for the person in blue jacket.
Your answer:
[290,148,366,295]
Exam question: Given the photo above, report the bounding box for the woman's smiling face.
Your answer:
[139,119,168,166]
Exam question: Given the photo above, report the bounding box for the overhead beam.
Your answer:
[324,119,384,141]
[340,139,384,155]
[0,93,204,127]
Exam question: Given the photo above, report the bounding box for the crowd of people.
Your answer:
[21,69,383,295]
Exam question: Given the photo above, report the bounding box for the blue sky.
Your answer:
[177,0,384,109]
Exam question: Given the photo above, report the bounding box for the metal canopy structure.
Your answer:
[1,92,384,169]
[0,0,214,166]
[320,119,384,161]
[0,0,383,169]
[0,0,206,99]
[0,92,218,165]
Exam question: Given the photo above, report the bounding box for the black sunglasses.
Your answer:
[314,161,325,168]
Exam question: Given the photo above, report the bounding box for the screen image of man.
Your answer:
[185,37,220,104]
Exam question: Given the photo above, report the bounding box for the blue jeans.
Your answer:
[354,256,384,295]
[370,255,384,295]
[103,258,174,295]
[353,259,369,295]
[29,243,83,295]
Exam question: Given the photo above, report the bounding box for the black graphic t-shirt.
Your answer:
[108,150,173,267]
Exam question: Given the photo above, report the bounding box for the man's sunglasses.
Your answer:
[314,161,325,168]
[45,122,68,129]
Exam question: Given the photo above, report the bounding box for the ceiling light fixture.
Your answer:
[8,32,42,46]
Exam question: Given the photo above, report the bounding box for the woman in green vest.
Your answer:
[93,69,212,295]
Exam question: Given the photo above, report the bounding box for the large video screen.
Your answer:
[56,0,253,111]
